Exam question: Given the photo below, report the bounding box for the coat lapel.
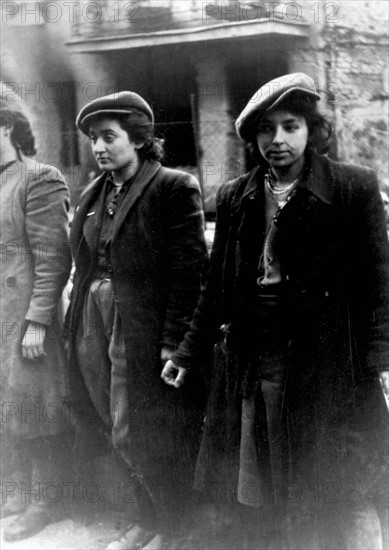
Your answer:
[111,160,161,241]
[297,149,336,205]
[70,174,107,257]
[227,166,266,282]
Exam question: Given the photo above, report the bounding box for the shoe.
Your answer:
[3,505,56,542]
[143,534,196,550]
[106,524,157,550]
[0,502,27,519]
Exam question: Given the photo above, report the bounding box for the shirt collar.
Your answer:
[240,149,335,208]
[106,163,143,190]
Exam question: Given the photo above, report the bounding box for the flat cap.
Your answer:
[76,91,154,134]
[235,72,321,140]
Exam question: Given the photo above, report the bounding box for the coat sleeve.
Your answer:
[347,167,389,374]
[170,182,233,369]
[161,172,207,349]
[24,164,72,326]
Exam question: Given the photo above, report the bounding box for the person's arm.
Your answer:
[161,182,232,387]
[347,167,389,379]
[160,172,207,353]
[22,164,72,360]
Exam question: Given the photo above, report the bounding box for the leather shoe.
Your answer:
[0,502,27,519]
[143,534,191,550]
[106,524,157,550]
[3,505,56,542]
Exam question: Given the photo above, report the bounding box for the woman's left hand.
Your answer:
[161,360,188,389]
[379,371,389,398]
[22,321,47,360]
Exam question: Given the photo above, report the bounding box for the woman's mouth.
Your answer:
[269,151,289,157]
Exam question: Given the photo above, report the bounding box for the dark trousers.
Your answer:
[75,278,193,532]
[76,278,132,467]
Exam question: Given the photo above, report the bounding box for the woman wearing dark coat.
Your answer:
[67,92,207,548]
[0,85,72,540]
[163,73,389,549]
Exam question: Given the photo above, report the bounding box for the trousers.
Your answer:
[75,278,132,467]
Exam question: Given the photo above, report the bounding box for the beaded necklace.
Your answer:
[264,168,302,208]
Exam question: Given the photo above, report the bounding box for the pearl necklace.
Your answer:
[265,173,299,195]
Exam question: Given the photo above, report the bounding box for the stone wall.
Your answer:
[288,0,388,188]
[2,0,388,197]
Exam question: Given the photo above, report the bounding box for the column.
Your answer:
[194,49,243,210]
[71,51,117,190]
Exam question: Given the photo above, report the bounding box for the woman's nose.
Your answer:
[272,126,285,144]
[93,138,105,153]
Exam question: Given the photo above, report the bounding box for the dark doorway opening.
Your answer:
[111,45,197,170]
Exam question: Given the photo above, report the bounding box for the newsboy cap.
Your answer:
[235,73,321,140]
[76,91,154,134]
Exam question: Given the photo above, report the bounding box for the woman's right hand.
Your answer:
[161,360,188,388]
[22,321,47,360]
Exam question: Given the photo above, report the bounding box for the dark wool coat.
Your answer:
[0,158,72,439]
[67,160,207,483]
[172,150,389,504]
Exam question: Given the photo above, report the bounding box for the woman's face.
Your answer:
[88,117,140,173]
[255,110,309,170]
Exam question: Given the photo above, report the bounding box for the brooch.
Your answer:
[106,202,117,217]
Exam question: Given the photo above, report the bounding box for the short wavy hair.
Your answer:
[0,83,37,157]
[247,92,332,161]
[119,112,164,162]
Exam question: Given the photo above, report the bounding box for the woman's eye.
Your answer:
[285,125,298,132]
[258,125,272,133]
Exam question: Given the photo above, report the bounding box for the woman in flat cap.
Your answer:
[0,84,72,540]
[67,91,207,548]
[163,73,389,548]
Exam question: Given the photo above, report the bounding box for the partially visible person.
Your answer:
[163,73,389,549]
[67,92,207,549]
[0,84,72,540]
[381,190,389,236]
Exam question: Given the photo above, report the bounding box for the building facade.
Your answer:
[2,0,388,210]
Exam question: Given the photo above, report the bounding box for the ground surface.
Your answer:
[0,503,123,550]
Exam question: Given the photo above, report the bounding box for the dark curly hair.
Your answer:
[247,92,332,161]
[0,108,37,157]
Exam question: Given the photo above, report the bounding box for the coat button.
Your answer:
[6,276,16,287]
